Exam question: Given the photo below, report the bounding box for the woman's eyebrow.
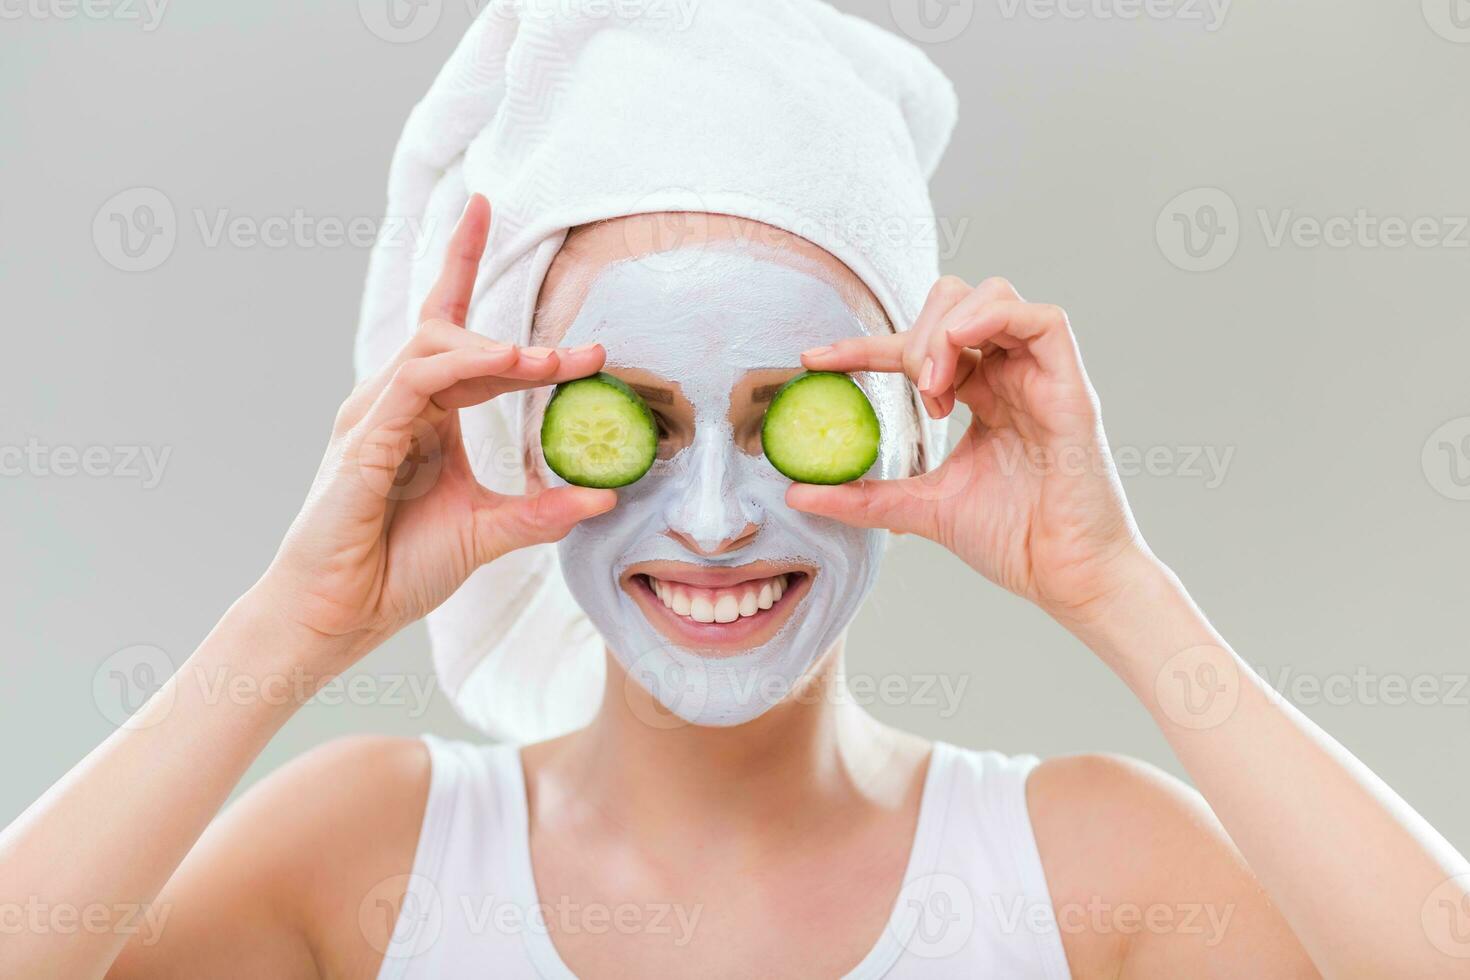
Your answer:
[629,383,674,406]
[751,383,785,404]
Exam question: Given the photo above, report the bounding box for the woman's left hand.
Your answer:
[795,277,1470,980]
[788,275,1153,628]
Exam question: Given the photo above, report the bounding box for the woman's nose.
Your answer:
[663,432,759,555]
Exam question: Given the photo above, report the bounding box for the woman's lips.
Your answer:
[621,564,812,655]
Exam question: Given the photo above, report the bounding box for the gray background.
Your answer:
[3,0,1468,858]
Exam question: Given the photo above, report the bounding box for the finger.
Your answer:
[433,343,606,410]
[923,277,1022,414]
[904,276,972,406]
[948,348,997,419]
[342,331,552,433]
[351,359,497,509]
[419,194,491,327]
[358,347,521,454]
[379,313,531,390]
[945,301,1082,384]
[368,322,507,397]
[477,485,618,563]
[801,332,948,419]
[785,480,939,540]
[801,333,907,374]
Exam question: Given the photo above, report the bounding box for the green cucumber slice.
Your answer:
[541,373,658,489]
[761,371,880,485]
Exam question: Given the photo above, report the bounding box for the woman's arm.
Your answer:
[789,275,1470,977]
[1075,556,1468,977]
[0,196,614,979]
[0,596,336,979]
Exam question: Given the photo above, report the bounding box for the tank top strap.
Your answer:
[871,744,1071,979]
[377,736,541,980]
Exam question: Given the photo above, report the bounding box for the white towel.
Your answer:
[356,0,958,743]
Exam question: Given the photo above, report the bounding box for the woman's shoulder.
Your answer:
[262,734,433,836]
[288,732,433,788]
[111,737,436,979]
[1025,752,1222,886]
[235,736,435,976]
[198,734,433,890]
[1023,754,1264,976]
[1024,752,1206,852]
[245,735,533,975]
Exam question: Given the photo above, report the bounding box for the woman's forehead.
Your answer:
[533,213,889,345]
[559,245,874,393]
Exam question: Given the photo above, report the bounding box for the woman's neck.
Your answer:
[524,641,929,857]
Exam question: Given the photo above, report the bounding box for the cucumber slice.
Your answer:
[761,371,880,485]
[541,373,658,488]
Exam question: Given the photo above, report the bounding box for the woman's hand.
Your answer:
[788,275,1150,628]
[258,195,614,661]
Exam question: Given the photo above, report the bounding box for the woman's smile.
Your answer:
[621,561,815,655]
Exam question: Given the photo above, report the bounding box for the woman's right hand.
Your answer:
[0,194,613,980]
[257,194,615,663]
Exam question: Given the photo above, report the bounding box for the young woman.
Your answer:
[5,2,1467,977]
[3,199,1465,979]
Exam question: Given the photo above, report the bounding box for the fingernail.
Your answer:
[919,358,934,392]
[570,343,601,355]
[805,345,834,358]
[522,346,554,360]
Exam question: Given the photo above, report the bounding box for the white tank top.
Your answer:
[376,737,1072,979]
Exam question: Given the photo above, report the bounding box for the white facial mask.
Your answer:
[541,244,911,727]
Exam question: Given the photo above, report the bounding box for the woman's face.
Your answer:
[527,215,917,727]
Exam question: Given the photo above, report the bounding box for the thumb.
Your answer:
[477,486,617,563]
[786,480,938,540]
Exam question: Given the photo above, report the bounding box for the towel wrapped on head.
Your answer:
[355,0,959,743]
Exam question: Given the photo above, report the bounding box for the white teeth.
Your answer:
[690,595,716,624]
[714,595,739,623]
[648,574,799,625]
